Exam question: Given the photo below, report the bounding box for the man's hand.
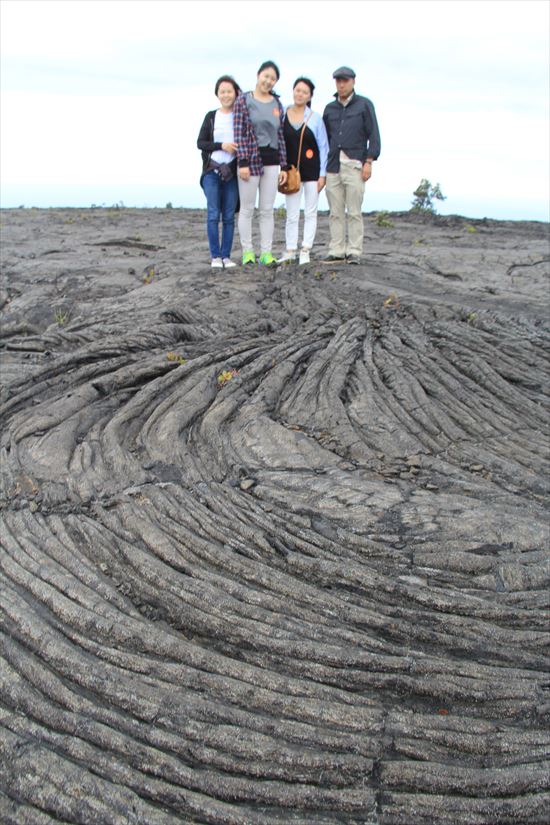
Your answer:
[362,161,373,182]
[317,176,326,193]
[239,167,251,181]
[278,170,288,186]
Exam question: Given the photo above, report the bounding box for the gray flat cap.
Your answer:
[332,66,356,79]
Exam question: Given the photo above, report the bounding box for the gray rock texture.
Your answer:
[1,206,549,824]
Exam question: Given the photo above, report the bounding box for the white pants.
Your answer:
[284,181,319,250]
[237,166,279,253]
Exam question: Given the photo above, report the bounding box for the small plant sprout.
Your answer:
[143,266,156,284]
[411,179,446,214]
[383,293,400,309]
[167,352,187,365]
[217,368,239,386]
[54,308,69,326]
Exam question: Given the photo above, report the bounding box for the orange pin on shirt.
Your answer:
[272,108,280,118]
[305,149,314,159]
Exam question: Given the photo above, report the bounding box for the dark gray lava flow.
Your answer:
[1,207,549,824]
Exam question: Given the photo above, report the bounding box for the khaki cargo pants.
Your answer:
[326,163,366,257]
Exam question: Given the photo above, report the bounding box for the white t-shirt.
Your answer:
[340,150,363,169]
[211,110,235,165]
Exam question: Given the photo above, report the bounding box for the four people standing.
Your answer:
[197,63,380,268]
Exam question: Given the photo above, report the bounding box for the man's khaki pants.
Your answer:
[326,165,366,257]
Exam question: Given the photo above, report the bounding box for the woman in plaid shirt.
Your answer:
[233,61,288,267]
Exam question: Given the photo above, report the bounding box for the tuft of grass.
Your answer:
[54,308,70,326]
[383,292,400,309]
[167,352,187,365]
[143,266,156,284]
[466,224,477,234]
[374,210,394,228]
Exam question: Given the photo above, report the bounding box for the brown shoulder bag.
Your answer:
[278,112,313,195]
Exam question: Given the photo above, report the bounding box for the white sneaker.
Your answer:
[299,249,310,265]
[277,250,297,264]
[222,258,237,269]
[211,258,223,269]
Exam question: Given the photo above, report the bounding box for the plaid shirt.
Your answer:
[233,92,288,176]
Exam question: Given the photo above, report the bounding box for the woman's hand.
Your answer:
[222,142,238,154]
[278,170,288,186]
[239,167,251,181]
[317,176,326,193]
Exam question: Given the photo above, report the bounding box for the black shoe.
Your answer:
[346,255,362,265]
[324,254,346,262]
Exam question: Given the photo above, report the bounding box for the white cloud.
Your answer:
[1,0,548,219]
[1,89,204,184]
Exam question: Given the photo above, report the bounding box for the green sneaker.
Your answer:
[242,250,256,265]
[259,252,278,266]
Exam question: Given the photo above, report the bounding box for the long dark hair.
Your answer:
[257,60,280,80]
[214,75,241,96]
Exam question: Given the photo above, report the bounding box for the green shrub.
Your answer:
[411,179,446,214]
[374,210,394,228]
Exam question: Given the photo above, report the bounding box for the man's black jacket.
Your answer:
[323,93,381,173]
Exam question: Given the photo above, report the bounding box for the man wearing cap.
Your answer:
[323,67,381,263]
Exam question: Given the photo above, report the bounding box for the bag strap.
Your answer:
[296,111,313,169]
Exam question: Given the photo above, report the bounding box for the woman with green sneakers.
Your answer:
[233,60,288,266]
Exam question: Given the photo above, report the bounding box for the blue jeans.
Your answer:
[202,170,239,259]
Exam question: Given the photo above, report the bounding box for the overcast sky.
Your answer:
[1,0,549,220]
